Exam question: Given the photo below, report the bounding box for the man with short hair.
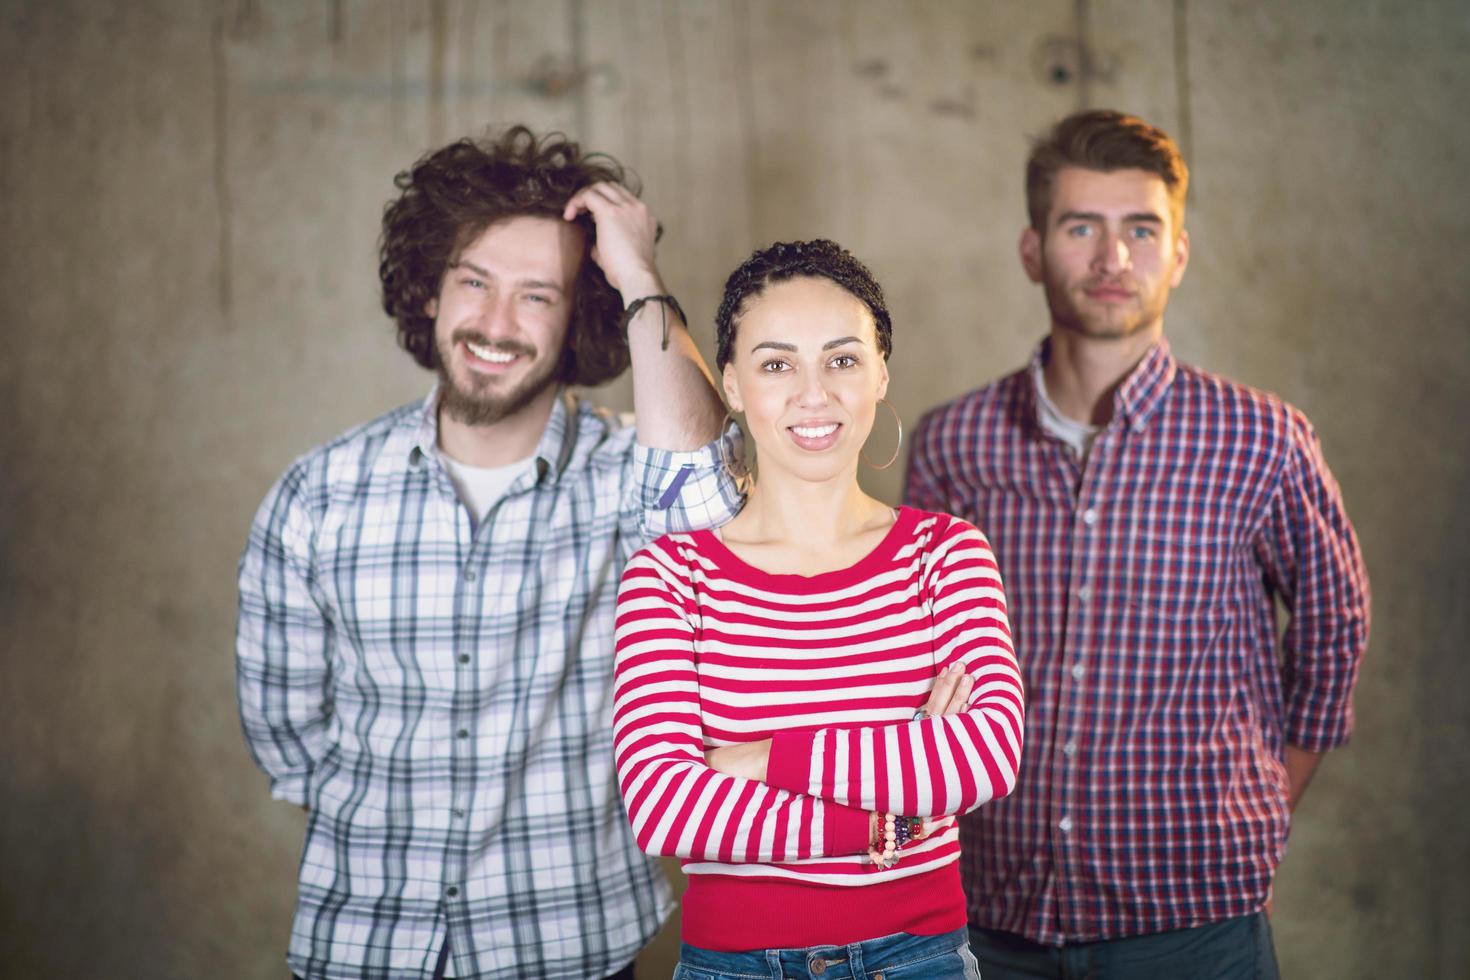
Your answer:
[236,126,742,980]
[905,109,1369,978]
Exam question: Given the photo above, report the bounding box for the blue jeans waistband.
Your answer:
[678,927,973,979]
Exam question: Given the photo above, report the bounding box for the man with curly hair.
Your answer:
[906,110,1369,978]
[236,127,742,980]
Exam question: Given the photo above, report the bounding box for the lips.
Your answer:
[1082,281,1135,302]
[787,421,842,451]
[458,336,534,373]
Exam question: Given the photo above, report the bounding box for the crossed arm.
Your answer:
[612,526,1025,864]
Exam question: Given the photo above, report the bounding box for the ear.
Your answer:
[1019,227,1044,283]
[1169,228,1191,288]
[876,357,890,402]
[721,362,743,413]
[425,297,438,319]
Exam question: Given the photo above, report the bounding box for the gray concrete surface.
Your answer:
[1,1,1465,976]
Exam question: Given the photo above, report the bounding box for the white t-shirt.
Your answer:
[440,453,536,525]
[1032,362,1102,462]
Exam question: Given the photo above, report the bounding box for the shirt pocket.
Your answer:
[1122,523,1235,620]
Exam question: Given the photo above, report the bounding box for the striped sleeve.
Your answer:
[613,539,873,862]
[765,521,1024,817]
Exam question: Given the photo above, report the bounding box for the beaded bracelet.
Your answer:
[618,293,686,351]
[893,816,924,847]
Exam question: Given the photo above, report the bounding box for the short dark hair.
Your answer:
[1025,109,1189,233]
[714,239,892,371]
[378,126,635,386]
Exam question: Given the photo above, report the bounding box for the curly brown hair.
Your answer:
[714,239,893,372]
[379,126,636,386]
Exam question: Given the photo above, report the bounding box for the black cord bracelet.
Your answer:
[619,294,686,351]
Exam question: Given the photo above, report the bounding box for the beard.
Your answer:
[435,329,560,427]
[1043,271,1170,340]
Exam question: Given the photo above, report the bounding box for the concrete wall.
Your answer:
[2,1,1466,976]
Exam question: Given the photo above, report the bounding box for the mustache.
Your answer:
[451,331,537,358]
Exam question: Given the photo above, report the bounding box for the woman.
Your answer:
[612,240,1023,979]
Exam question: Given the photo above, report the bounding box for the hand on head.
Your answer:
[562,181,662,300]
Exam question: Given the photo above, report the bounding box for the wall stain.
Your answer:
[1074,0,1092,107]
[326,0,343,45]
[1174,0,1195,193]
[213,4,233,323]
[931,97,976,119]
[428,0,447,146]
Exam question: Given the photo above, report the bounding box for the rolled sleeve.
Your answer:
[235,466,334,807]
[631,420,745,536]
[1258,415,1370,751]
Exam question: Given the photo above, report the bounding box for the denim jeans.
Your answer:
[674,927,981,979]
[967,912,1279,980]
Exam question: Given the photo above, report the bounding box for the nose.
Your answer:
[794,369,831,408]
[1093,230,1131,276]
[477,293,517,338]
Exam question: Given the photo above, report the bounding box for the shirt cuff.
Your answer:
[767,730,817,796]
[823,802,874,856]
[268,774,308,808]
[634,421,744,535]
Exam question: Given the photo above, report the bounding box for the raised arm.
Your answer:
[761,522,1025,818]
[562,183,725,451]
[235,466,333,808]
[613,542,873,863]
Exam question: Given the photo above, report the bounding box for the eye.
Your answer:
[1129,226,1156,240]
[829,354,859,369]
[524,293,554,305]
[759,359,792,374]
[1066,224,1094,238]
[462,277,486,289]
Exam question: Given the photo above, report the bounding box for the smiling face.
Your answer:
[721,277,890,484]
[426,215,585,426]
[1021,166,1190,341]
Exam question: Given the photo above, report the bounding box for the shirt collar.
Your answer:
[406,385,578,485]
[1025,335,1177,434]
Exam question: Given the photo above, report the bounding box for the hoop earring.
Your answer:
[718,409,753,484]
[861,398,903,470]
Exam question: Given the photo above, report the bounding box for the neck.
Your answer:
[731,466,890,547]
[436,384,560,468]
[1042,324,1161,426]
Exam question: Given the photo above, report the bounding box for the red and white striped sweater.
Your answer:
[612,507,1024,951]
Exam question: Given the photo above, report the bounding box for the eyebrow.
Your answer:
[749,336,865,355]
[1055,210,1164,226]
[451,261,565,293]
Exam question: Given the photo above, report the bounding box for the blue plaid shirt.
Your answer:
[237,388,743,979]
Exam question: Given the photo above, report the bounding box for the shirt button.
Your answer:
[445,885,459,897]
[1132,420,1146,434]
[453,808,466,819]
[1076,584,1093,602]
[1082,508,1098,526]
[1071,663,1085,681]
[1059,816,1074,833]
[463,568,477,582]
[457,728,469,739]
[458,653,470,664]
[1063,740,1077,757]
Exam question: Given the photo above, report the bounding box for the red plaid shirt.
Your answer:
[905,337,1369,944]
